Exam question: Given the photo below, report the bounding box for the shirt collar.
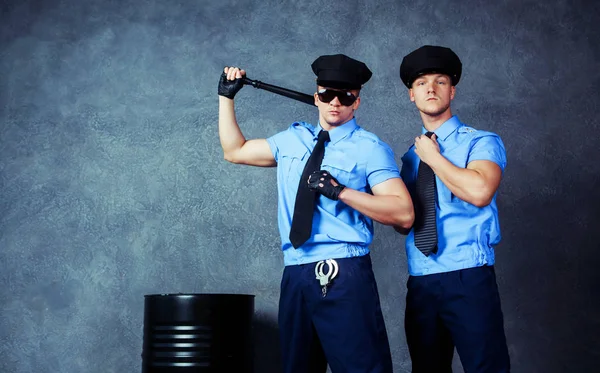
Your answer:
[422,115,461,142]
[317,117,358,145]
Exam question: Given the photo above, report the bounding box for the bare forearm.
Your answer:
[428,153,493,207]
[338,188,415,229]
[218,97,247,161]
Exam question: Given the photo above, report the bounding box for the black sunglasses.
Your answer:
[317,89,357,106]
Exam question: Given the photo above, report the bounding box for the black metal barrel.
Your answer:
[142,293,255,373]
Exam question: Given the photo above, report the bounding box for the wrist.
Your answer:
[219,97,235,110]
[336,185,349,201]
[424,151,443,166]
[426,152,448,176]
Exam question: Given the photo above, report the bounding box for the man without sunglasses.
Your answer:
[218,54,414,373]
[397,45,511,372]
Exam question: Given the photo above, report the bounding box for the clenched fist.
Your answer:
[218,66,246,99]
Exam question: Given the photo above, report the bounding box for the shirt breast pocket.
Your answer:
[321,156,362,189]
[281,147,309,186]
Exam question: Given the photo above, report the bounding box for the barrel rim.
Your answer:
[144,293,255,298]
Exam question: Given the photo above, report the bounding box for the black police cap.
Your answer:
[399,45,462,88]
[311,54,372,90]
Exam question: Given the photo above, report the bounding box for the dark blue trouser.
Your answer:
[279,254,393,373]
[405,265,511,373]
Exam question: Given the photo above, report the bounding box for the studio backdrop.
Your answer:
[1,0,599,372]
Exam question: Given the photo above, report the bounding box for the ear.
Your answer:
[353,96,361,110]
[409,88,415,102]
[450,86,456,100]
[314,92,319,106]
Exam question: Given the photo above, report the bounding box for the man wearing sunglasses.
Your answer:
[218,54,414,373]
[397,45,511,372]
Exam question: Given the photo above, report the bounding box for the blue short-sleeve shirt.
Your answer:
[400,116,507,276]
[267,118,400,266]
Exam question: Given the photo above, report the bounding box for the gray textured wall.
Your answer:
[1,0,599,372]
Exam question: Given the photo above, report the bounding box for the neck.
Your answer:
[420,110,453,132]
[319,116,354,131]
[320,122,335,131]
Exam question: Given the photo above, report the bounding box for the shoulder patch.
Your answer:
[291,121,313,129]
[354,128,381,143]
[290,121,317,135]
[458,126,478,134]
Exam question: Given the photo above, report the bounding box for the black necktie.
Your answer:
[289,130,330,248]
[414,131,438,256]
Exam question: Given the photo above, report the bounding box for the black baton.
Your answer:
[241,77,316,106]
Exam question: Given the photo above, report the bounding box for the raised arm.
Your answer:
[218,67,276,167]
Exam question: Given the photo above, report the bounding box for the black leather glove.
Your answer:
[308,170,346,201]
[218,72,244,99]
